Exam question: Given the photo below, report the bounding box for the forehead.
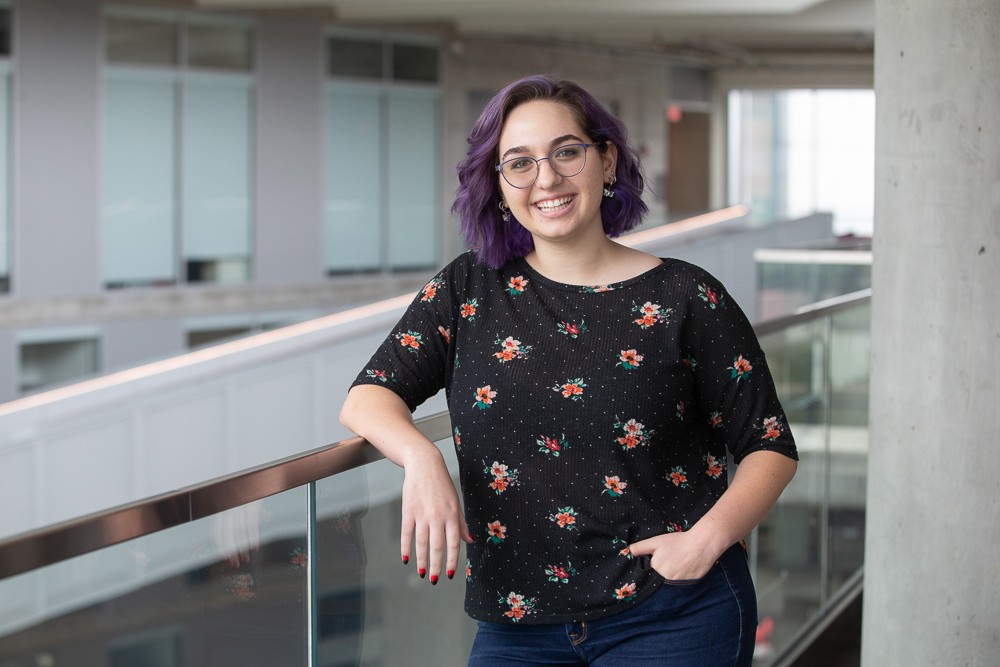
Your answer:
[498,100,587,153]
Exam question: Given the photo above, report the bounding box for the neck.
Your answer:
[524,236,624,286]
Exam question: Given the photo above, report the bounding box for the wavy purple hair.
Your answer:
[452,74,648,269]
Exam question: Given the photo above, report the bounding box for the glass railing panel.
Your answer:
[753,318,830,660]
[314,434,475,667]
[826,302,870,594]
[0,486,310,666]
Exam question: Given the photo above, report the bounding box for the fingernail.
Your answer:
[402,556,409,565]
[418,567,426,578]
[430,574,439,585]
[468,534,476,542]
[447,569,455,579]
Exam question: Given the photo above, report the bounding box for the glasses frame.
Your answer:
[495,142,602,189]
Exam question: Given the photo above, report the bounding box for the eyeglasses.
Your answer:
[495,142,601,189]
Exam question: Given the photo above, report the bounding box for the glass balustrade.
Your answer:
[750,298,869,663]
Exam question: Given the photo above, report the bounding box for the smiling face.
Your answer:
[497,100,617,251]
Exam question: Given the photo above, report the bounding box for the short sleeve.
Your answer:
[680,266,798,464]
[349,268,455,412]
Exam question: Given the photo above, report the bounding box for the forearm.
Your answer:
[339,384,442,469]
[689,450,798,554]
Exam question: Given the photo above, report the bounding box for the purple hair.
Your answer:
[452,74,648,269]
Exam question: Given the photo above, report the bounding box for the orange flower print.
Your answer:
[728,355,753,381]
[612,537,633,559]
[631,301,671,329]
[486,520,507,544]
[460,298,479,320]
[668,466,691,489]
[438,325,451,344]
[289,547,308,569]
[394,330,423,353]
[613,582,638,602]
[602,475,627,498]
[474,385,497,410]
[697,282,725,309]
[676,400,687,420]
[617,349,644,370]
[545,562,577,584]
[552,378,587,401]
[420,276,443,302]
[548,507,579,531]
[494,336,532,363]
[557,321,588,338]
[707,411,723,429]
[682,355,698,370]
[484,460,520,495]
[465,558,472,581]
[537,434,569,457]
[705,454,725,479]
[507,275,529,296]
[582,284,615,293]
[761,416,784,441]
[500,592,537,622]
[453,426,462,451]
[666,520,690,534]
[614,417,653,450]
[225,573,257,601]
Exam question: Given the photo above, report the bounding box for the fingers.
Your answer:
[627,536,654,557]
[401,512,467,584]
[400,514,414,566]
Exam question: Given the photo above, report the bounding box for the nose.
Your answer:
[534,158,563,189]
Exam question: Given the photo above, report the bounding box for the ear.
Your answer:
[601,142,619,180]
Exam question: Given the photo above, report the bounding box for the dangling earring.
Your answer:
[499,199,510,222]
[603,174,617,198]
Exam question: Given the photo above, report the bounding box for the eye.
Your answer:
[553,145,582,160]
[506,158,534,173]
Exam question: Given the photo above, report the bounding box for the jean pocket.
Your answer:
[660,560,719,586]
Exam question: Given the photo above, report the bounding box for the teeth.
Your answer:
[537,196,572,211]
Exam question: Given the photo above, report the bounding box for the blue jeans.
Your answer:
[468,543,756,666]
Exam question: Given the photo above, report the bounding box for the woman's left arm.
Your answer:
[629,450,797,581]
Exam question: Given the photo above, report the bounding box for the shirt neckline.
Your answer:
[511,256,672,293]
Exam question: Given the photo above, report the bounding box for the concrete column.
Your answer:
[864,1,1000,665]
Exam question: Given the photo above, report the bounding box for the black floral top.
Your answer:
[351,251,797,624]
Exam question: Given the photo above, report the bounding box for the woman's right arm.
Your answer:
[339,384,471,584]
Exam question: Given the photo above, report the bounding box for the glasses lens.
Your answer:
[501,157,537,188]
[549,144,587,178]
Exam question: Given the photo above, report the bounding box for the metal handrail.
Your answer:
[0,289,871,582]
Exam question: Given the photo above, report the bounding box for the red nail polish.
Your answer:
[447,569,455,579]
[402,555,409,565]
[418,567,426,578]
[430,574,439,585]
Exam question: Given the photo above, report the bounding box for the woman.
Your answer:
[340,74,797,666]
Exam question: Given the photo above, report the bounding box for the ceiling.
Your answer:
[196,0,875,65]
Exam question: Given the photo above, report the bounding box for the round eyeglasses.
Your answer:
[495,142,601,189]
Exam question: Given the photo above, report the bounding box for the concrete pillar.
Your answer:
[864,1,1000,664]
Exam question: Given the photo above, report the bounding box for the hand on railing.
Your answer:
[213,500,262,569]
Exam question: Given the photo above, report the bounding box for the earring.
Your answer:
[603,174,617,198]
[499,199,510,222]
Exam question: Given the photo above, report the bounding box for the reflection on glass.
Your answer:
[314,437,475,666]
[105,16,178,66]
[0,489,310,666]
[187,23,253,71]
[328,38,384,79]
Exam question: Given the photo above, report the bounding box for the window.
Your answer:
[0,3,11,294]
[18,329,100,394]
[727,89,875,236]
[102,10,254,288]
[324,35,440,274]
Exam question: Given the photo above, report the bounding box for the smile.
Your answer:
[535,196,574,212]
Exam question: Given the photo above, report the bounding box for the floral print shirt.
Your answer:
[351,251,797,624]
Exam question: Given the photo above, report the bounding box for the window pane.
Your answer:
[19,338,99,394]
[187,22,253,71]
[106,16,177,66]
[325,84,382,272]
[392,43,438,83]
[387,89,438,269]
[0,8,10,57]
[328,37,383,79]
[103,74,177,286]
[0,71,9,291]
[182,77,253,284]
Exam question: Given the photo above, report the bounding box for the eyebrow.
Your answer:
[500,134,587,161]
